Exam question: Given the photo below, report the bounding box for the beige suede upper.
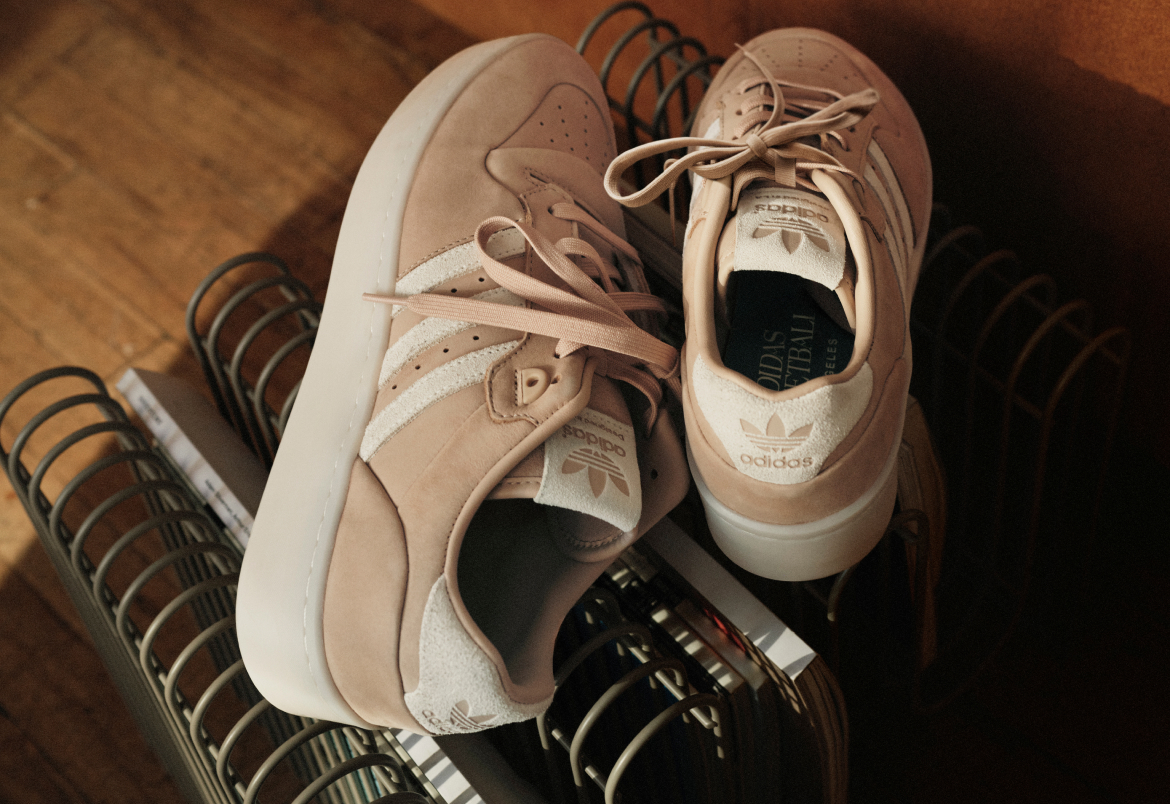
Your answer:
[319,35,687,733]
[677,29,932,526]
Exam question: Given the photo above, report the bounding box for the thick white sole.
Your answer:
[689,406,904,582]
[236,35,547,727]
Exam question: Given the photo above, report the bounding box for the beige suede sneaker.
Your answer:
[237,34,687,734]
[605,29,931,581]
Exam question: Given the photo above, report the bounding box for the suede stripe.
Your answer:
[378,288,524,389]
[361,341,520,460]
[392,227,527,315]
[866,139,915,248]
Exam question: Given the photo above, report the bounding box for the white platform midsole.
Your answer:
[689,410,904,582]
[236,35,546,727]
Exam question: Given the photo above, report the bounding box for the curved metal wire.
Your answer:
[604,693,726,804]
[242,719,341,804]
[289,753,414,804]
[53,453,175,556]
[186,253,297,422]
[621,35,707,141]
[189,254,319,463]
[163,615,237,718]
[205,275,309,448]
[9,392,135,490]
[575,1,654,54]
[216,698,273,793]
[0,366,108,474]
[111,540,236,641]
[568,657,687,788]
[90,508,217,594]
[189,657,247,749]
[227,297,321,465]
[137,573,239,676]
[252,327,317,455]
[650,52,723,140]
[27,419,148,523]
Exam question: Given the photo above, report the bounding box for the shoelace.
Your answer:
[363,203,680,429]
[603,48,879,210]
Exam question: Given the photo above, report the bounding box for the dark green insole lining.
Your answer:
[722,271,854,391]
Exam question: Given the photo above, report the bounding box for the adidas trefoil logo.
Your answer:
[752,220,830,253]
[740,414,812,453]
[562,448,630,498]
[447,700,497,731]
[418,700,497,733]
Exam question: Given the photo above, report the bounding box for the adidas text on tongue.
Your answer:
[752,202,830,220]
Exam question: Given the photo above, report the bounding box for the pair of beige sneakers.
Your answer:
[237,30,930,735]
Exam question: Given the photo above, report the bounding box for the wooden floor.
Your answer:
[0,1,1166,803]
[0,1,473,801]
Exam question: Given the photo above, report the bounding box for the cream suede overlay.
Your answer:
[404,576,552,734]
[534,409,641,532]
[693,353,873,484]
[731,185,847,289]
[360,341,520,460]
[391,227,527,309]
[378,287,524,389]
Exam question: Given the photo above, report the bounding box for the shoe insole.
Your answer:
[722,271,854,391]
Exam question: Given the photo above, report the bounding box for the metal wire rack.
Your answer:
[907,204,1130,708]
[0,368,426,804]
[185,252,321,470]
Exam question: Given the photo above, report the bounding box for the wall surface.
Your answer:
[416,0,1170,463]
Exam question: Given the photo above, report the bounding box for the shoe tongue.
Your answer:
[488,378,642,534]
[717,183,856,331]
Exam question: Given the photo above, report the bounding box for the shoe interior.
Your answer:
[721,271,856,391]
[457,498,614,690]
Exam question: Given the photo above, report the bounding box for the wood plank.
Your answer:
[0,710,90,804]
[55,21,349,222]
[0,564,183,804]
[324,0,479,75]
[6,166,212,339]
[0,239,165,381]
[10,64,265,238]
[97,0,401,175]
[0,0,110,104]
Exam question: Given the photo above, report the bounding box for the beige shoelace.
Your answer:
[363,203,680,428]
[603,48,879,210]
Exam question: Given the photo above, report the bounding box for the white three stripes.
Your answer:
[361,227,529,460]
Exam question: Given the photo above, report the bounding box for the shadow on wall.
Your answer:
[752,2,1170,463]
